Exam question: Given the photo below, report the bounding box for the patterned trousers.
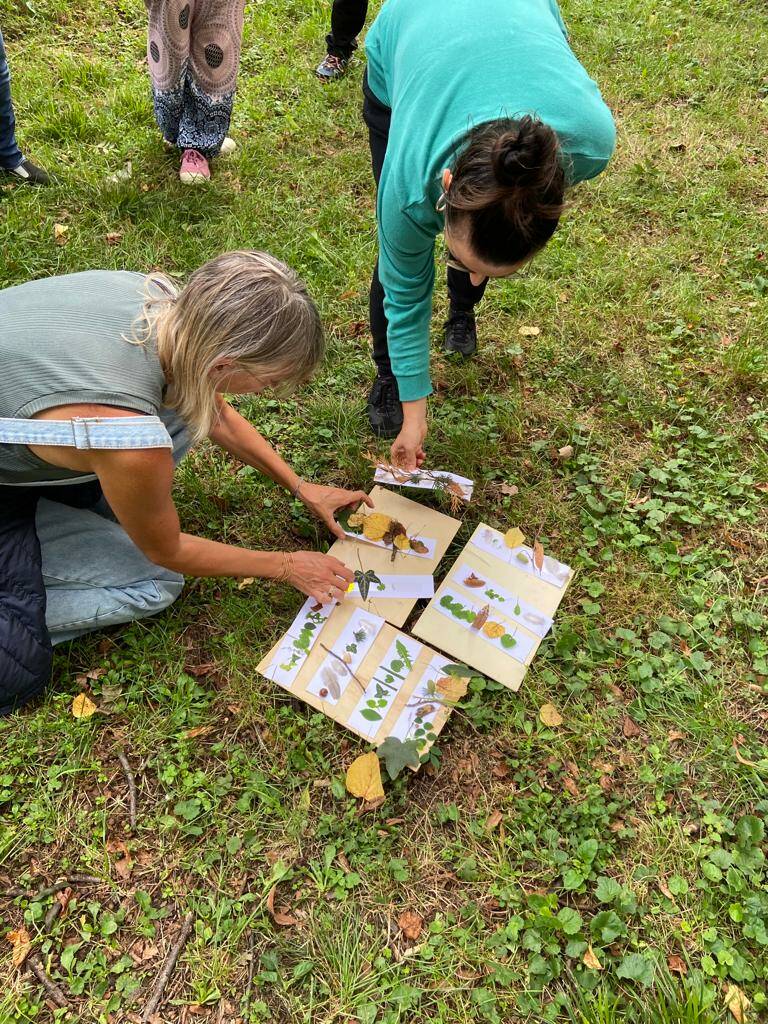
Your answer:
[146,0,245,157]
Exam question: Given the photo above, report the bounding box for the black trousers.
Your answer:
[363,72,488,380]
[0,480,101,716]
[327,0,368,57]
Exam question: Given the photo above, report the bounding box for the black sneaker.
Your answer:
[3,158,50,185]
[316,53,351,82]
[367,376,403,438]
[443,311,478,357]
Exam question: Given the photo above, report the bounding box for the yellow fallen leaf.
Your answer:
[482,621,506,639]
[345,752,385,801]
[53,223,69,245]
[724,985,750,1023]
[72,693,97,719]
[504,527,525,549]
[725,985,750,1023]
[8,927,32,967]
[583,946,603,971]
[539,703,563,727]
[237,577,256,590]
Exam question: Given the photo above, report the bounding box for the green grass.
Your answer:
[1,0,767,1021]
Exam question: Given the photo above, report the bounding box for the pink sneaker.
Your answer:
[179,149,210,184]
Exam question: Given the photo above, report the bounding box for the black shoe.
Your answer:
[2,157,50,185]
[443,311,477,357]
[367,376,403,438]
[316,52,351,81]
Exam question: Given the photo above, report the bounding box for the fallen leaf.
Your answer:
[485,810,503,831]
[500,483,519,497]
[622,715,643,738]
[668,730,686,743]
[564,777,581,799]
[266,884,298,927]
[471,604,490,631]
[237,577,256,589]
[533,540,545,571]
[53,223,69,245]
[583,946,603,971]
[733,738,759,767]
[658,878,675,900]
[504,527,525,549]
[397,909,424,941]
[463,573,486,588]
[8,927,32,967]
[337,852,352,874]
[345,752,385,801]
[84,668,105,681]
[72,693,97,719]
[105,231,123,245]
[518,325,540,337]
[106,839,133,880]
[539,703,563,727]
[182,725,214,739]
[724,984,750,1023]
[667,954,687,975]
[557,445,574,459]
[186,663,216,677]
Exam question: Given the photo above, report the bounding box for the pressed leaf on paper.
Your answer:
[436,676,469,701]
[463,573,486,588]
[539,703,563,727]
[345,752,385,800]
[533,540,545,571]
[409,538,429,554]
[471,605,490,631]
[72,693,97,719]
[504,527,525,549]
[482,621,505,639]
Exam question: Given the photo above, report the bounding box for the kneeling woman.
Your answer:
[0,252,369,715]
[363,0,616,465]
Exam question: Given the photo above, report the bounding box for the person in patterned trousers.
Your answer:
[146,0,245,183]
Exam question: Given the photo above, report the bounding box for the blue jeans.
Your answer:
[0,27,23,169]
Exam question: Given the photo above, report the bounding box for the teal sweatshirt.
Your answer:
[365,0,616,401]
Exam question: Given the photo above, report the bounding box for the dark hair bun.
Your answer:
[492,115,554,189]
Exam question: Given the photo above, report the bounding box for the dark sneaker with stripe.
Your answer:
[443,311,478,357]
[316,53,351,81]
[367,376,403,438]
[3,158,50,185]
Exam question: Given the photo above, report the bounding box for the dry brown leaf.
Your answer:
[72,693,97,719]
[724,984,750,1023]
[518,325,540,337]
[54,223,69,245]
[557,445,574,459]
[409,538,429,554]
[84,668,105,680]
[345,752,385,801]
[266,884,299,927]
[564,777,581,799]
[186,663,216,677]
[622,715,643,738]
[471,604,490,631]
[533,540,545,571]
[107,839,134,879]
[658,878,675,901]
[667,954,687,975]
[182,725,215,739]
[337,852,352,874]
[436,676,469,701]
[504,527,525,549]
[733,738,759,767]
[482,621,506,639]
[463,573,486,588]
[500,483,519,497]
[582,946,603,971]
[539,703,563,727]
[105,231,123,245]
[397,909,423,941]
[8,927,32,967]
[485,810,503,831]
[237,577,256,590]
[668,729,686,743]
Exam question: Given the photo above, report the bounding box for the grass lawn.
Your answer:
[1,0,767,1020]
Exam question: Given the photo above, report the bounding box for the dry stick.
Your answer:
[43,897,65,932]
[244,927,257,1012]
[28,957,70,1009]
[319,643,366,693]
[140,911,195,1023]
[117,751,138,830]
[31,875,103,901]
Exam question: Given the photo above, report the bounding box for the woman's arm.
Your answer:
[208,397,373,536]
[89,447,354,603]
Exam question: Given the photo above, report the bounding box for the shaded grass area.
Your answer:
[0,0,767,1021]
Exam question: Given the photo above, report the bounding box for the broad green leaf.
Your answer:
[557,907,583,935]
[377,736,421,779]
[616,952,654,987]
[595,876,622,903]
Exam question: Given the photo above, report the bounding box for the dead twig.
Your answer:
[319,643,366,692]
[244,926,257,1011]
[117,751,138,830]
[25,875,103,901]
[140,911,195,1022]
[27,957,70,1008]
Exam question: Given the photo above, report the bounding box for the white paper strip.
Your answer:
[433,587,538,664]
[374,466,474,502]
[347,634,423,739]
[453,563,553,638]
[470,526,571,588]
[349,574,435,600]
[262,596,335,688]
[343,530,437,561]
[305,608,384,706]
[386,654,449,748]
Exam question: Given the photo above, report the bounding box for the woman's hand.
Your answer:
[390,399,428,470]
[285,550,354,604]
[299,483,373,540]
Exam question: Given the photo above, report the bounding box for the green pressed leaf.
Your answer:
[377,736,421,779]
[360,709,382,722]
[442,663,472,677]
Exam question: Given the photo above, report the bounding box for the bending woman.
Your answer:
[0,252,369,716]
[363,0,616,465]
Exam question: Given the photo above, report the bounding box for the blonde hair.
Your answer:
[137,251,324,440]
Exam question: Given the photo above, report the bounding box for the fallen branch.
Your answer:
[28,956,70,1009]
[140,911,195,1022]
[244,927,257,1011]
[117,751,138,830]
[29,875,102,901]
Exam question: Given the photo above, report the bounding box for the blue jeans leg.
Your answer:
[0,27,23,170]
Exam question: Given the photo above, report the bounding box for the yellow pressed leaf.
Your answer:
[347,512,366,528]
[394,534,411,551]
[436,676,469,701]
[583,946,603,971]
[482,621,506,639]
[503,527,525,549]
[72,693,97,719]
[533,540,545,571]
[345,752,385,801]
[724,985,750,1023]
[539,703,563,727]
[8,927,32,967]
